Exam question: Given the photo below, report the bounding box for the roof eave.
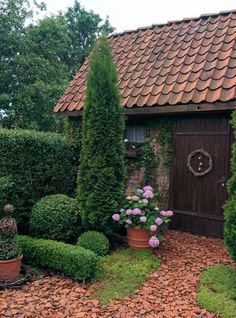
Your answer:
[54,100,236,117]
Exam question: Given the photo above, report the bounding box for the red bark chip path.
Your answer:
[0,231,233,318]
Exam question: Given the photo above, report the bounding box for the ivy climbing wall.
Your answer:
[126,117,173,209]
[66,115,173,208]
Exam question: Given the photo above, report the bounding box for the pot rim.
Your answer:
[0,255,23,264]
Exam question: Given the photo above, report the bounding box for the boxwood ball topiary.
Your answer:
[30,194,82,242]
[77,231,109,256]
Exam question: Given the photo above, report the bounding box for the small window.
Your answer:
[125,126,146,143]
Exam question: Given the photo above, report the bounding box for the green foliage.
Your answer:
[63,1,114,77]
[64,117,83,195]
[0,236,22,260]
[148,118,173,169]
[227,112,236,195]
[141,138,159,190]
[125,118,173,207]
[197,265,236,318]
[17,235,98,281]
[30,194,82,242]
[0,129,72,226]
[77,37,125,234]
[0,0,113,131]
[224,111,236,261]
[92,248,160,304]
[77,231,109,256]
[224,198,236,262]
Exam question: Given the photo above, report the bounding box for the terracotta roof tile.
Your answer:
[54,10,236,113]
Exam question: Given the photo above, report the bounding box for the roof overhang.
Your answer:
[55,101,236,117]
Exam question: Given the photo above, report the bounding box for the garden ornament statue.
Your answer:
[0,204,18,236]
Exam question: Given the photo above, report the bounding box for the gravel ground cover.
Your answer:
[0,230,233,318]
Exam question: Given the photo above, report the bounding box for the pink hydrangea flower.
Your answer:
[143,190,154,199]
[149,236,160,248]
[160,210,167,216]
[143,186,153,192]
[150,225,157,232]
[155,217,163,226]
[133,208,141,215]
[140,216,147,222]
[126,209,133,215]
[165,210,173,217]
[112,214,120,221]
[132,195,139,201]
[126,219,132,225]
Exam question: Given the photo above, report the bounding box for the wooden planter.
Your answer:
[125,148,139,158]
[0,255,23,281]
[127,227,151,249]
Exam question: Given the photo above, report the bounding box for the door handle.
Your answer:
[217,176,225,183]
[217,176,226,187]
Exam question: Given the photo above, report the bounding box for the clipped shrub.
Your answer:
[0,236,22,260]
[17,235,97,281]
[0,129,72,227]
[30,194,82,242]
[224,111,236,262]
[77,231,109,256]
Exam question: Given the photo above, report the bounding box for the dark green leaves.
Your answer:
[77,37,125,234]
[0,129,72,227]
[0,0,114,131]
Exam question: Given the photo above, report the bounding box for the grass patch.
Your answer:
[197,265,236,318]
[92,248,160,304]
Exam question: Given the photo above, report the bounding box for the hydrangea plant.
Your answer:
[112,186,173,248]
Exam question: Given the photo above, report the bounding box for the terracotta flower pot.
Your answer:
[127,227,151,249]
[0,255,23,281]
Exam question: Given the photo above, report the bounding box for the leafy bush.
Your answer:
[224,198,236,262]
[77,231,109,256]
[77,37,125,234]
[224,111,236,262]
[0,236,22,260]
[0,129,73,228]
[30,194,82,242]
[17,235,97,281]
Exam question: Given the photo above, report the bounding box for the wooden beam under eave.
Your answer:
[54,101,236,117]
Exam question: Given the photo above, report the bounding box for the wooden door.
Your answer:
[171,116,231,237]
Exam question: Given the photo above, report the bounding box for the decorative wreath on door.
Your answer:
[187,149,213,177]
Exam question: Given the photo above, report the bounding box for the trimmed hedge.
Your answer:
[17,235,97,281]
[77,231,109,256]
[0,129,72,227]
[30,194,82,242]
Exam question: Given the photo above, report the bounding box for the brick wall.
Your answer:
[126,127,171,209]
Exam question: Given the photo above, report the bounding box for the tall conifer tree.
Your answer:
[77,37,125,233]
